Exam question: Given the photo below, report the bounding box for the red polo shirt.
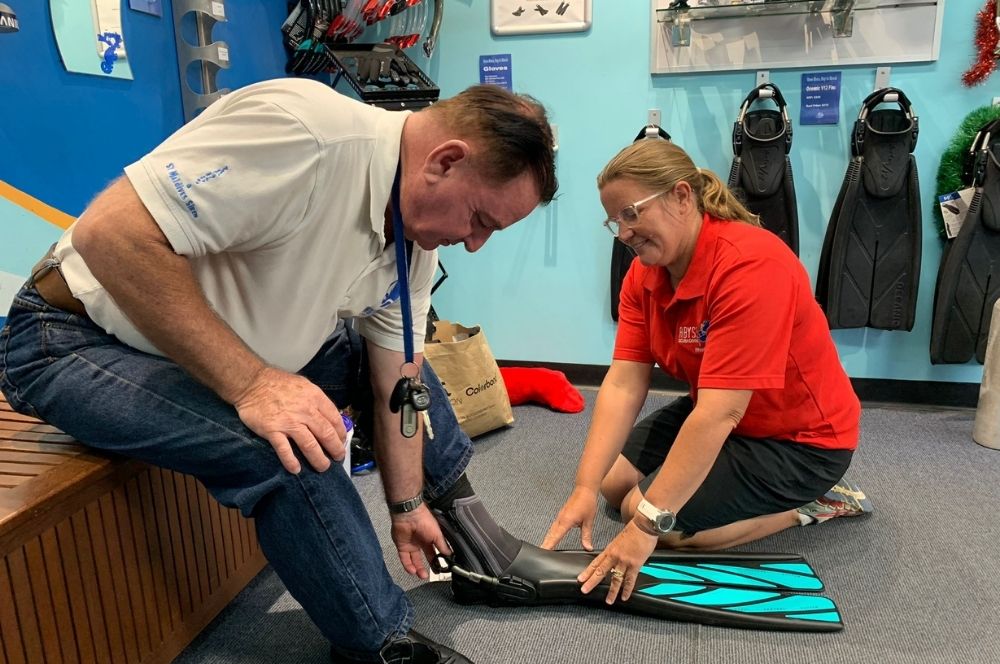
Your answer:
[614,215,860,450]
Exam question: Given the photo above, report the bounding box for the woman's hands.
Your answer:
[541,485,601,551]
[577,520,659,604]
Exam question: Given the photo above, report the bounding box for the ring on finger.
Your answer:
[611,567,625,580]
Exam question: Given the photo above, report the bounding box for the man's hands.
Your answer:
[390,505,452,580]
[234,366,348,474]
[541,485,600,551]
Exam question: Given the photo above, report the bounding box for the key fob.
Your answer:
[390,377,410,414]
[409,380,431,412]
[400,400,419,438]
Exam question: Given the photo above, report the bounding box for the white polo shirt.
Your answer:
[54,78,437,372]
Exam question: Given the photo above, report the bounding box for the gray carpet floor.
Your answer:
[175,389,1000,663]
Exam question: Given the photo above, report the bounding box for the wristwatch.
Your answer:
[388,494,424,515]
[635,499,677,535]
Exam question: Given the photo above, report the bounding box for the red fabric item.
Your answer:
[614,215,860,451]
[499,367,585,413]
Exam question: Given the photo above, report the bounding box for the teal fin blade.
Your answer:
[641,559,824,592]
[630,579,843,632]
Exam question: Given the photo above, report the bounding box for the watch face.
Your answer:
[654,512,676,533]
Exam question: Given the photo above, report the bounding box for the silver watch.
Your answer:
[635,499,676,534]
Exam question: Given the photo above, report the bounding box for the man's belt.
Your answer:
[30,246,88,317]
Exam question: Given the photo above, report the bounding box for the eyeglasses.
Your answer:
[602,190,670,237]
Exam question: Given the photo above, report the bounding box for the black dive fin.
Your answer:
[611,124,671,321]
[930,120,1000,363]
[611,241,637,321]
[728,82,799,254]
[816,87,921,330]
[447,543,842,632]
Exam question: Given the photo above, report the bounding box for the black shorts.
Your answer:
[621,396,853,535]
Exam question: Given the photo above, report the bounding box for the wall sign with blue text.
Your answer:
[800,72,842,125]
[479,54,512,90]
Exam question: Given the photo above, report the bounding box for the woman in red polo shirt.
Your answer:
[542,139,867,603]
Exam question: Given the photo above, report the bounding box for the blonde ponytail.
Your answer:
[698,169,760,227]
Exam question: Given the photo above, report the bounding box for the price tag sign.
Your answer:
[479,54,512,91]
[801,72,842,125]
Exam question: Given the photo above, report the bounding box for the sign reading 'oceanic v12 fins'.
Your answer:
[816,87,921,331]
[728,82,799,255]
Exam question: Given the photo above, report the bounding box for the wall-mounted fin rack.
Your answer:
[173,0,230,122]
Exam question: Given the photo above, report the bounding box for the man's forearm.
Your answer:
[372,402,425,504]
[366,343,426,504]
[73,180,266,403]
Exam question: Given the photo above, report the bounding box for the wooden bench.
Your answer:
[0,394,267,664]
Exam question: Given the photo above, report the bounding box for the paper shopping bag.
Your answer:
[423,320,514,438]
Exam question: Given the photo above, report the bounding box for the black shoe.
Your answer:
[379,630,474,664]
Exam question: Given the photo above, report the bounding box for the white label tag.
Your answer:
[212,2,225,18]
[939,187,976,239]
[217,46,229,62]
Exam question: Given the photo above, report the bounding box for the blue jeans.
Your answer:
[0,284,473,658]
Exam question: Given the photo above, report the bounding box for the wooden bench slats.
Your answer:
[124,478,165,650]
[7,549,45,662]
[0,450,70,465]
[0,455,138,557]
[0,393,266,664]
[0,460,61,476]
[37,530,79,664]
[53,519,96,664]
[0,475,34,490]
[0,411,50,424]
[0,559,27,664]
[0,421,64,435]
[23,539,66,663]
[0,432,78,445]
[0,440,85,454]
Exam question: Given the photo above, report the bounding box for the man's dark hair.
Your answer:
[429,85,558,204]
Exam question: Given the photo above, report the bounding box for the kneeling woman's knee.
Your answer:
[601,456,644,507]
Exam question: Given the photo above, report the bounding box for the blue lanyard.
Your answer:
[391,165,415,363]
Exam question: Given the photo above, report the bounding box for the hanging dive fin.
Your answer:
[930,119,1000,363]
[815,87,921,331]
[728,82,799,254]
[611,124,672,321]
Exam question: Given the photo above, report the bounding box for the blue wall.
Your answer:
[427,1,993,384]
[0,2,288,216]
[0,1,993,384]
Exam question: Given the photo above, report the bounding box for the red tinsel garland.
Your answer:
[963,0,1000,87]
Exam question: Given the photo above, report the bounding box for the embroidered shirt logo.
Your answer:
[163,163,231,219]
[358,280,401,318]
[678,320,710,351]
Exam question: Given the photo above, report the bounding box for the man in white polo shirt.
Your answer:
[0,80,557,663]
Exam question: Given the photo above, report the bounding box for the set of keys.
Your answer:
[389,375,431,438]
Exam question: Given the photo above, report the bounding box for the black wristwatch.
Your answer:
[388,494,424,515]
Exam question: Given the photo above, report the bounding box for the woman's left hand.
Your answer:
[578,520,659,604]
